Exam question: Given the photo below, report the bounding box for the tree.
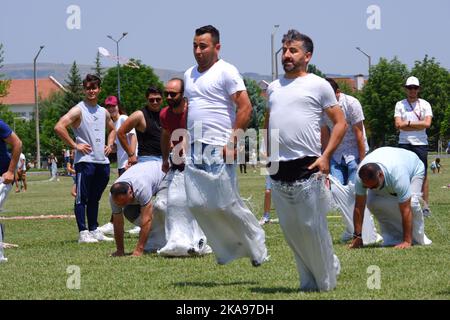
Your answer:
[63,61,84,112]
[410,55,450,148]
[244,78,267,130]
[39,91,67,157]
[307,64,325,78]
[0,43,10,98]
[360,57,409,147]
[92,51,105,81]
[100,59,163,114]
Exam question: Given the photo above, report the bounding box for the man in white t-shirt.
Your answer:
[15,152,27,192]
[322,78,368,185]
[394,76,433,217]
[183,25,268,267]
[265,29,346,292]
[349,147,431,249]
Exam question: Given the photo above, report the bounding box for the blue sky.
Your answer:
[1,0,449,76]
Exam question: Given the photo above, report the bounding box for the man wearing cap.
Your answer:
[394,76,433,217]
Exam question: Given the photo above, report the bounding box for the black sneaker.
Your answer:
[422,208,431,217]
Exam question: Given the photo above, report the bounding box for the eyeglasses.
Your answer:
[406,86,419,90]
[164,92,181,98]
[148,97,162,103]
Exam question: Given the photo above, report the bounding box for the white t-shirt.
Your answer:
[184,59,247,146]
[114,115,137,169]
[17,153,26,171]
[109,160,164,213]
[322,93,369,163]
[394,98,433,145]
[268,74,338,161]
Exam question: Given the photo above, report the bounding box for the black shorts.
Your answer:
[269,156,319,183]
[398,144,428,176]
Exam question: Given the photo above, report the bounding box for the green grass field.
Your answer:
[0,157,449,300]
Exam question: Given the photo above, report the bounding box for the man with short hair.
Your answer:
[349,147,432,249]
[109,161,165,257]
[394,76,433,217]
[265,29,346,291]
[55,74,116,244]
[118,86,163,165]
[322,78,368,185]
[183,25,267,266]
[0,119,22,211]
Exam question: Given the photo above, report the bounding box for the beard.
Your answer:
[167,98,183,109]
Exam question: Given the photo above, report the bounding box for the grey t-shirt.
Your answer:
[110,160,164,213]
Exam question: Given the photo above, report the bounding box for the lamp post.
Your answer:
[274,47,283,80]
[34,45,44,169]
[271,25,280,81]
[107,32,128,101]
[356,47,371,75]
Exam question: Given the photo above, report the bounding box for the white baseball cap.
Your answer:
[405,76,420,87]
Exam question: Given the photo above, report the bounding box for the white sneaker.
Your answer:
[97,222,114,235]
[78,230,99,244]
[90,229,114,242]
[127,226,141,234]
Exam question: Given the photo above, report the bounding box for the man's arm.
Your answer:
[320,125,331,153]
[224,90,252,160]
[2,133,22,184]
[161,128,171,173]
[395,115,432,131]
[396,199,413,249]
[309,105,347,174]
[54,107,92,154]
[118,111,143,165]
[111,212,125,256]
[104,111,116,156]
[352,121,366,161]
[133,202,154,257]
[349,194,367,249]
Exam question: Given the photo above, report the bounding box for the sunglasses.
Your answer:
[148,97,162,103]
[406,86,419,90]
[164,91,181,98]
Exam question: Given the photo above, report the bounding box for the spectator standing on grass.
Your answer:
[54,74,116,244]
[394,76,433,217]
[98,95,137,236]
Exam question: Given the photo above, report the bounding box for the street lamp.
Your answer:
[274,47,283,80]
[34,45,44,169]
[107,32,128,101]
[356,47,371,75]
[271,25,280,81]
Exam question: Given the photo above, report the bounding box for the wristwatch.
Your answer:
[128,152,135,157]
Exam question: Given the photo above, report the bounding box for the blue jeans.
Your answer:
[138,155,162,163]
[188,143,230,175]
[330,157,359,185]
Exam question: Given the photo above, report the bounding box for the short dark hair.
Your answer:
[282,29,314,55]
[325,78,339,94]
[145,86,162,98]
[195,25,220,44]
[169,77,185,95]
[359,163,382,181]
[83,74,101,88]
[110,182,130,196]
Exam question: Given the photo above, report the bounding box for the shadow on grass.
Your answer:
[173,281,258,288]
[250,287,299,294]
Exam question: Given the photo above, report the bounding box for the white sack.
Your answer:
[271,174,339,292]
[184,164,268,266]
